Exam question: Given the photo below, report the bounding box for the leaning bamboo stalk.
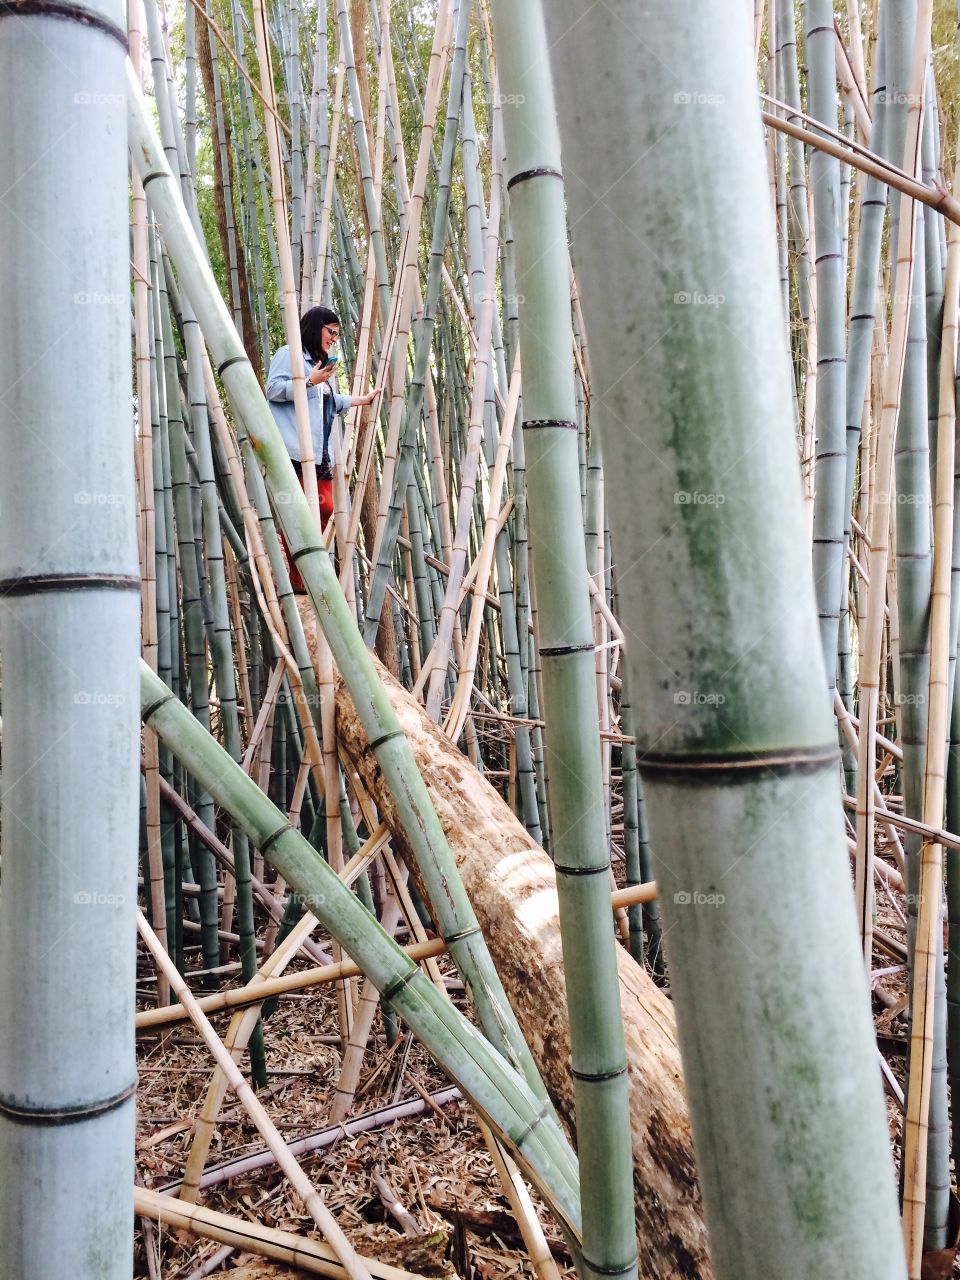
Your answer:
[128,58,555,1111]
[901,160,960,1279]
[139,660,581,1230]
[760,109,960,227]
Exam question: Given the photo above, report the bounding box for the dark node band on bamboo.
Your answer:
[636,743,840,779]
[539,642,594,657]
[509,1098,551,1148]
[506,165,563,192]
[141,691,179,723]
[365,727,407,754]
[290,544,325,563]
[217,354,248,378]
[554,862,610,877]
[381,966,420,1003]
[0,571,140,597]
[141,170,166,188]
[522,418,578,432]
[570,1064,628,1083]
[0,0,128,46]
[814,254,844,267]
[0,1077,137,1126]
[258,823,291,855]
[443,924,482,945]
[582,1254,640,1277]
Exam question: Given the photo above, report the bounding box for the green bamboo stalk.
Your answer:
[540,2,908,1276]
[0,13,139,1272]
[488,6,638,1279]
[806,1,848,688]
[160,264,220,970]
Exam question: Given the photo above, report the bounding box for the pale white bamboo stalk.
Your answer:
[131,0,169,1008]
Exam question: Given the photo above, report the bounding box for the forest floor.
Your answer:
[133,835,941,1280]
[133,946,576,1280]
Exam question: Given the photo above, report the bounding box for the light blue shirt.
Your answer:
[265,345,352,464]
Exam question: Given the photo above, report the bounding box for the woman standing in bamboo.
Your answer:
[267,306,376,580]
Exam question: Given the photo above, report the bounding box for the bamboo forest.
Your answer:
[9,0,960,1277]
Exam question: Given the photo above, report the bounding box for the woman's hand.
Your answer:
[355,389,380,408]
[307,362,337,387]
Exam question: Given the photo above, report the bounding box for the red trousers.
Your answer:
[284,461,333,592]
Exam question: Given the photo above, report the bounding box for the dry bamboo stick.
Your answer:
[136,935,447,1031]
[760,108,960,226]
[135,1186,423,1280]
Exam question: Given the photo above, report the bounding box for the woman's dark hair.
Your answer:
[300,305,341,364]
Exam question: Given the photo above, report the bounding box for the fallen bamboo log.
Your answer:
[300,609,711,1280]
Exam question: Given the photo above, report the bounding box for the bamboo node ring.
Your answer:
[510,1099,551,1148]
[0,0,128,46]
[570,1064,628,1083]
[0,571,140,597]
[0,1077,137,1126]
[381,966,420,1003]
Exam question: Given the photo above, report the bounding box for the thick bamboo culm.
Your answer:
[8,2,960,1278]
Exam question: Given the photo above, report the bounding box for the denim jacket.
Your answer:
[265,345,352,464]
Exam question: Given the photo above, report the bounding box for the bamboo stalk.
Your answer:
[0,12,140,1272]
[901,160,960,1277]
[541,1,910,1275]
